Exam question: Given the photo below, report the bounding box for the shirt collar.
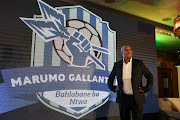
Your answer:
[123,57,132,64]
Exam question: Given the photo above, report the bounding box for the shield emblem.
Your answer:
[28,1,116,71]
[20,0,116,119]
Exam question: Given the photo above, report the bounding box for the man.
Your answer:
[108,45,153,120]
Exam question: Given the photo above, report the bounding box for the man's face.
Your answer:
[121,45,133,59]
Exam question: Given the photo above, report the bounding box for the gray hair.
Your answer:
[121,45,125,52]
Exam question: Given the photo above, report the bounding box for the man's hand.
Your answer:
[139,87,144,93]
[114,86,120,92]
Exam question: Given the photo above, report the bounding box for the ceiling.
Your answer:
[85,0,180,53]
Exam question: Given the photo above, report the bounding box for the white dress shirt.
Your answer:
[122,57,133,95]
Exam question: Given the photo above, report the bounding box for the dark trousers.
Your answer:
[119,93,143,120]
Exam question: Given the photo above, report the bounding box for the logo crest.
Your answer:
[17,0,116,119]
[20,0,112,70]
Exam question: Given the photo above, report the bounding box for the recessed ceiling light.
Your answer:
[162,18,171,21]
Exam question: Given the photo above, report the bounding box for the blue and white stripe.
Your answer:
[31,6,116,71]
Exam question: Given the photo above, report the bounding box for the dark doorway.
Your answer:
[158,68,173,97]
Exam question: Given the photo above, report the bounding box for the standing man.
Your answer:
[108,45,153,120]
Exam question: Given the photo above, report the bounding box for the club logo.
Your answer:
[20,0,110,70]
[19,1,116,119]
[0,0,116,119]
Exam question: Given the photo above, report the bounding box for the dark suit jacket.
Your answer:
[108,58,153,104]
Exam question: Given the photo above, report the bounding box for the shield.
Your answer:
[21,0,116,119]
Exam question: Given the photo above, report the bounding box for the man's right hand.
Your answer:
[114,86,120,92]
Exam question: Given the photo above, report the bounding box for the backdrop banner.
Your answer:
[0,0,116,119]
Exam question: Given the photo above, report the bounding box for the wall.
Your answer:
[157,51,179,98]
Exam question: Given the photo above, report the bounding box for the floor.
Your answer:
[87,112,161,120]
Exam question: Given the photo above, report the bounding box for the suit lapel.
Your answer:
[132,58,135,77]
[119,60,123,77]
[131,58,136,86]
[118,60,123,91]
[117,60,123,91]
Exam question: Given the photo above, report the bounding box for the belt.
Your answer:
[122,91,133,97]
